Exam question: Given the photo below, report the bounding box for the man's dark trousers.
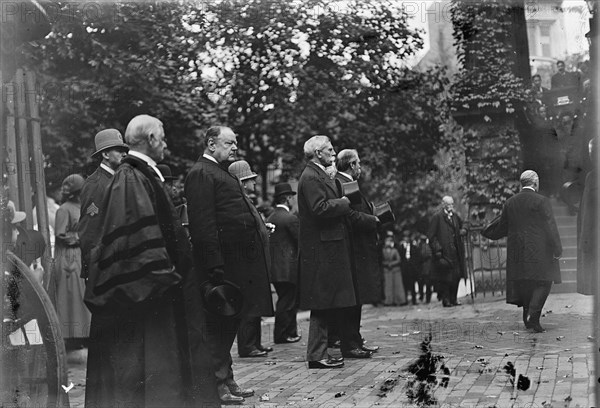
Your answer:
[307,307,356,361]
[206,313,239,386]
[517,280,552,321]
[237,316,262,356]
[273,282,298,342]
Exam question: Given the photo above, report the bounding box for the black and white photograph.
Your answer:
[1,0,599,406]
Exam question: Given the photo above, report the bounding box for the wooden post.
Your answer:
[5,84,19,206]
[14,69,33,229]
[26,70,52,287]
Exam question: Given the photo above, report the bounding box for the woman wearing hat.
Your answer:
[54,174,91,349]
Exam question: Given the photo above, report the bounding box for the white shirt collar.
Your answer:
[522,186,536,191]
[276,204,290,212]
[338,171,353,181]
[312,160,327,172]
[203,153,218,164]
[100,163,115,175]
[128,150,165,182]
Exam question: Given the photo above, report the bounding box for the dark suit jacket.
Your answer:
[495,188,562,283]
[298,161,354,310]
[428,209,467,281]
[79,165,113,279]
[266,206,299,283]
[335,172,381,304]
[185,156,273,317]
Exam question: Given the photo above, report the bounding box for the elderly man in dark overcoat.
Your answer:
[298,135,361,369]
[334,149,380,357]
[267,182,301,344]
[483,170,562,333]
[185,126,274,404]
[428,195,467,307]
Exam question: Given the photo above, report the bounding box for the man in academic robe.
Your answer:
[334,149,380,356]
[84,115,219,407]
[267,182,301,344]
[185,126,273,404]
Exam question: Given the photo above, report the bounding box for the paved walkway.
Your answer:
[67,292,595,407]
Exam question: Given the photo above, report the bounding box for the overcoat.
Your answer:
[79,165,113,279]
[266,206,299,284]
[185,156,273,317]
[335,172,381,304]
[492,189,562,284]
[577,169,597,295]
[428,210,467,282]
[298,161,355,310]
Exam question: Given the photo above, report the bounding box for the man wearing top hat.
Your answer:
[267,182,301,344]
[228,159,274,358]
[78,128,128,279]
[334,149,381,357]
[185,126,273,404]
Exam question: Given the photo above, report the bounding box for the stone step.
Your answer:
[558,257,577,270]
[558,225,577,235]
[551,281,577,293]
[560,235,577,247]
[555,215,578,223]
[562,246,577,258]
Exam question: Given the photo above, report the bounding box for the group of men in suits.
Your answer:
[298,137,382,368]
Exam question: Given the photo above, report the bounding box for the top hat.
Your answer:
[200,280,244,317]
[274,182,296,198]
[15,229,46,266]
[156,164,177,181]
[372,201,395,224]
[92,129,129,158]
[228,160,257,181]
[7,201,26,224]
[341,180,361,205]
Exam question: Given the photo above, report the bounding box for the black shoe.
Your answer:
[341,348,372,359]
[442,301,454,307]
[451,301,462,306]
[361,344,379,353]
[327,355,344,363]
[226,382,254,398]
[530,323,546,333]
[258,345,274,352]
[275,335,301,344]
[239,349,267,358]
[218,385,245,405]
[308,358,344,369]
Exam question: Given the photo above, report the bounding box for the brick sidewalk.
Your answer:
[67,293,595,407]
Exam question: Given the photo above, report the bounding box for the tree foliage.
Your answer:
[22,0,450,229]
[450,0,526,221]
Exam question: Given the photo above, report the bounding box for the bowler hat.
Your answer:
[228,160,257,181]
[274,182,296,198]
[200,280,244,317]
[92,129,129,158]
[156,164,177,181]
